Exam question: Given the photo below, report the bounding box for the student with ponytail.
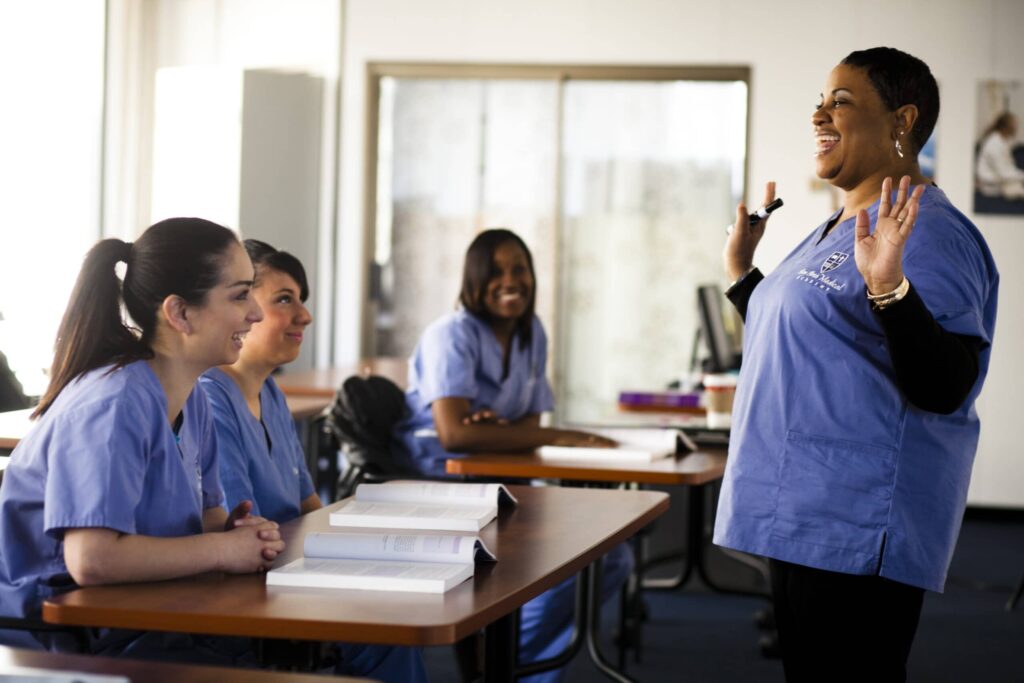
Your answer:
[0,218,284,665]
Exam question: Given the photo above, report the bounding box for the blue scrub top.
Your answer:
[200,368,315,524]
[713,186,999,593]
[395,310,555,476]
[0,361,222,645]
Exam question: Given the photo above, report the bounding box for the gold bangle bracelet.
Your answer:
[868,277,910,310]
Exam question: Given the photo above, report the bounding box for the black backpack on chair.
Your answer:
[323,374,419,500]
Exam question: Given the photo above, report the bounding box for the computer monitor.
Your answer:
[696,284,741,373]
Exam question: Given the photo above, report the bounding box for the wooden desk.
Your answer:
[275,357,408,397]
[446,447,749,671]
[284,394,331,420]
[445,450,728,585]
[446,450,726,486]
[0,398,329,453]
[0,645,365,682]
[0,408,34,451]
[44,486,667,680]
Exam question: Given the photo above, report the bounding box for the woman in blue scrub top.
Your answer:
[395,228,632,683]
[201,240,427,683]
[713,48,999,682]
[0,218,285,663]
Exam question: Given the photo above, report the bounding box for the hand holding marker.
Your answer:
[727,197,784,234]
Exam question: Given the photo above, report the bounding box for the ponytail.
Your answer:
[33,218,238,418]
[34,239,145,417]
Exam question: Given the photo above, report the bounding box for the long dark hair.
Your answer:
[841,47,940,155]
[979,112,1016,144]
[459,228,536,348]
[243,239,309,302]
[34,217,239,417]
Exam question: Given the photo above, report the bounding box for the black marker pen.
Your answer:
[748,197,783,224]
[727,197,784,234]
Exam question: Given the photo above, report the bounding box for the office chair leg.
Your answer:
[1006,572,1024,612]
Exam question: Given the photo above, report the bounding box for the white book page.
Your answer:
[297,557,468,581]
[589,428,680,453]
[304,532,495,564]
[537,445,667,462]
[334,500,495,521]
[539,428,679,461]
[268,557,473,593]
[356,482,517,507]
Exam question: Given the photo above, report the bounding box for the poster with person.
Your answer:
[975,80,1024,215]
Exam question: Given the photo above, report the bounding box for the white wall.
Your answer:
[106,0,340,368]
[337,0,1024,506]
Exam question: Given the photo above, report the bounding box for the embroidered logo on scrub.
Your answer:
[820,251,849,273]
[795,251,850,293]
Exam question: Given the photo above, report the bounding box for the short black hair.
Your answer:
[459,229,536,347]
[842,47,939,154]
[243,239,309,302]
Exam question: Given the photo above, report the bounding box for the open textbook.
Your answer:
[538,428,696,462]
[329,481,518,532]
[267,531,496,593]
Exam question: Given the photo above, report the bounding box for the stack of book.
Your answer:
[617,390,704,414]
[267,482,511,593]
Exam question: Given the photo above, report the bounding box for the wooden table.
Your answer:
[447,448,750,675]
[283,394,331,420]
[43,486,668,682]
[275,357,408,397]
[0,399,329,452]
[0,645,367,682]
[446,450,726,486]
[446,450,735,591]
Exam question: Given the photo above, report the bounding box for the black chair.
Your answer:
[318,374,420,501]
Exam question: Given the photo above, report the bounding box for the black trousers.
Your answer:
[769,559,925,683]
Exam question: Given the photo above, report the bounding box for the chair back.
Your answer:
[323,375,418,496]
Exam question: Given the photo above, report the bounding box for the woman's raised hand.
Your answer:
[854,175,924,295]
[724,181,775,281]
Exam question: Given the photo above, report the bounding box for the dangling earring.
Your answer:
[895,131,905,159]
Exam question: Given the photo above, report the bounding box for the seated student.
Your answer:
[394,228,633,683]
[0,218,283,664]
[200,240,427,683]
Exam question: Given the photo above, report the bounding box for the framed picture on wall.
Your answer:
[974,80,1024,215]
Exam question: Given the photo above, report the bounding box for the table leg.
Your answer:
[513,571,586,678]
[483,612,516,683]
[583,562,638,683]
[642,483,768,599]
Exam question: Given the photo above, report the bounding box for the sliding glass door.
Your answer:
[368,65,748,421]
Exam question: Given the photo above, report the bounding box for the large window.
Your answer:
[0,1,106,397]
[368,65,749,420]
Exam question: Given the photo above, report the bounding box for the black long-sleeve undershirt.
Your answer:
[725,269,983,415]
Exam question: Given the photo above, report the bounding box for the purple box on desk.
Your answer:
[618,391,702,409]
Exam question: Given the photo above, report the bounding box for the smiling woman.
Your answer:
[392,227,633,683]
[0,218,289,664]
[713,47,999,683]
[198,240,427,682]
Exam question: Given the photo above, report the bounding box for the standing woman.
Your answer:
[394,228,632,683]
[200,240,427,682]
[713,48,999,682]
[0,218,284,662]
